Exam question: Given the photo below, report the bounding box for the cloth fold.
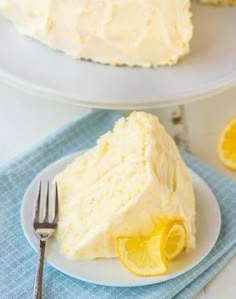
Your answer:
[0,110,235,299]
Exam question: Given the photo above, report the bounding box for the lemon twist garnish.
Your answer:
[116,218,186,276]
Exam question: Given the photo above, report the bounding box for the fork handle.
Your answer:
[33,240,46,299]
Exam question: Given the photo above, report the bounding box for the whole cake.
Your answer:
[55,112,196,260]
[0,0,193,67]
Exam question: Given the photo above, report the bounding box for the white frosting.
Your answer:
[55,112,196,260]
[0,0,193,67]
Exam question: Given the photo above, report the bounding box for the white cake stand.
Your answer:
[0,3,236,109]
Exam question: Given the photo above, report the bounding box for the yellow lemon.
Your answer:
[117,219,186,276]
[218,117,236,170]
[164,220,187,260]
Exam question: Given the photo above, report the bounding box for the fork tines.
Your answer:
[33,181,58,226]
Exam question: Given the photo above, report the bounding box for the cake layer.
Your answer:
[55,112,196,260]
[0,0,193,67]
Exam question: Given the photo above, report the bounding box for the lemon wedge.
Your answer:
[117,219,186,276]
[218,117,236,170]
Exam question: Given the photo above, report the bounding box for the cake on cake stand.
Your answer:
[0,3,235,149]
[0,3,235,110]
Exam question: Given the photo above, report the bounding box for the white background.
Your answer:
[0,81,235,298]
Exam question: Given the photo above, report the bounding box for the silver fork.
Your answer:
[33,181,58,299]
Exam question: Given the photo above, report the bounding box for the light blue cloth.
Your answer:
[0,110,235,299]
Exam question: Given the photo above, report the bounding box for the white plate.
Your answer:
[1,4,236,109]
[21,151,221,287]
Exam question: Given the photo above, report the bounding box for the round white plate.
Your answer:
[21,151,221,287]
[1,4,236,109]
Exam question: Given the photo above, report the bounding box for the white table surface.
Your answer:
[0,82,235,299]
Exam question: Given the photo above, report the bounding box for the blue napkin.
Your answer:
[0,110,235,299]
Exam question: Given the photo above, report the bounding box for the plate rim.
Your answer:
[21,151,222,287]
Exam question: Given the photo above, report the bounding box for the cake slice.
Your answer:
[0,0,193,67]
[55,112,196,260]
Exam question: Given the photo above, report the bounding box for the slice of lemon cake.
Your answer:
[55,112,196,260]
[0,0,193,67]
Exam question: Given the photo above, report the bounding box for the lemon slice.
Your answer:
[164,220,187,260]
[117,219,186,276]
[117,233,167,276]
[218,117,236,170]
